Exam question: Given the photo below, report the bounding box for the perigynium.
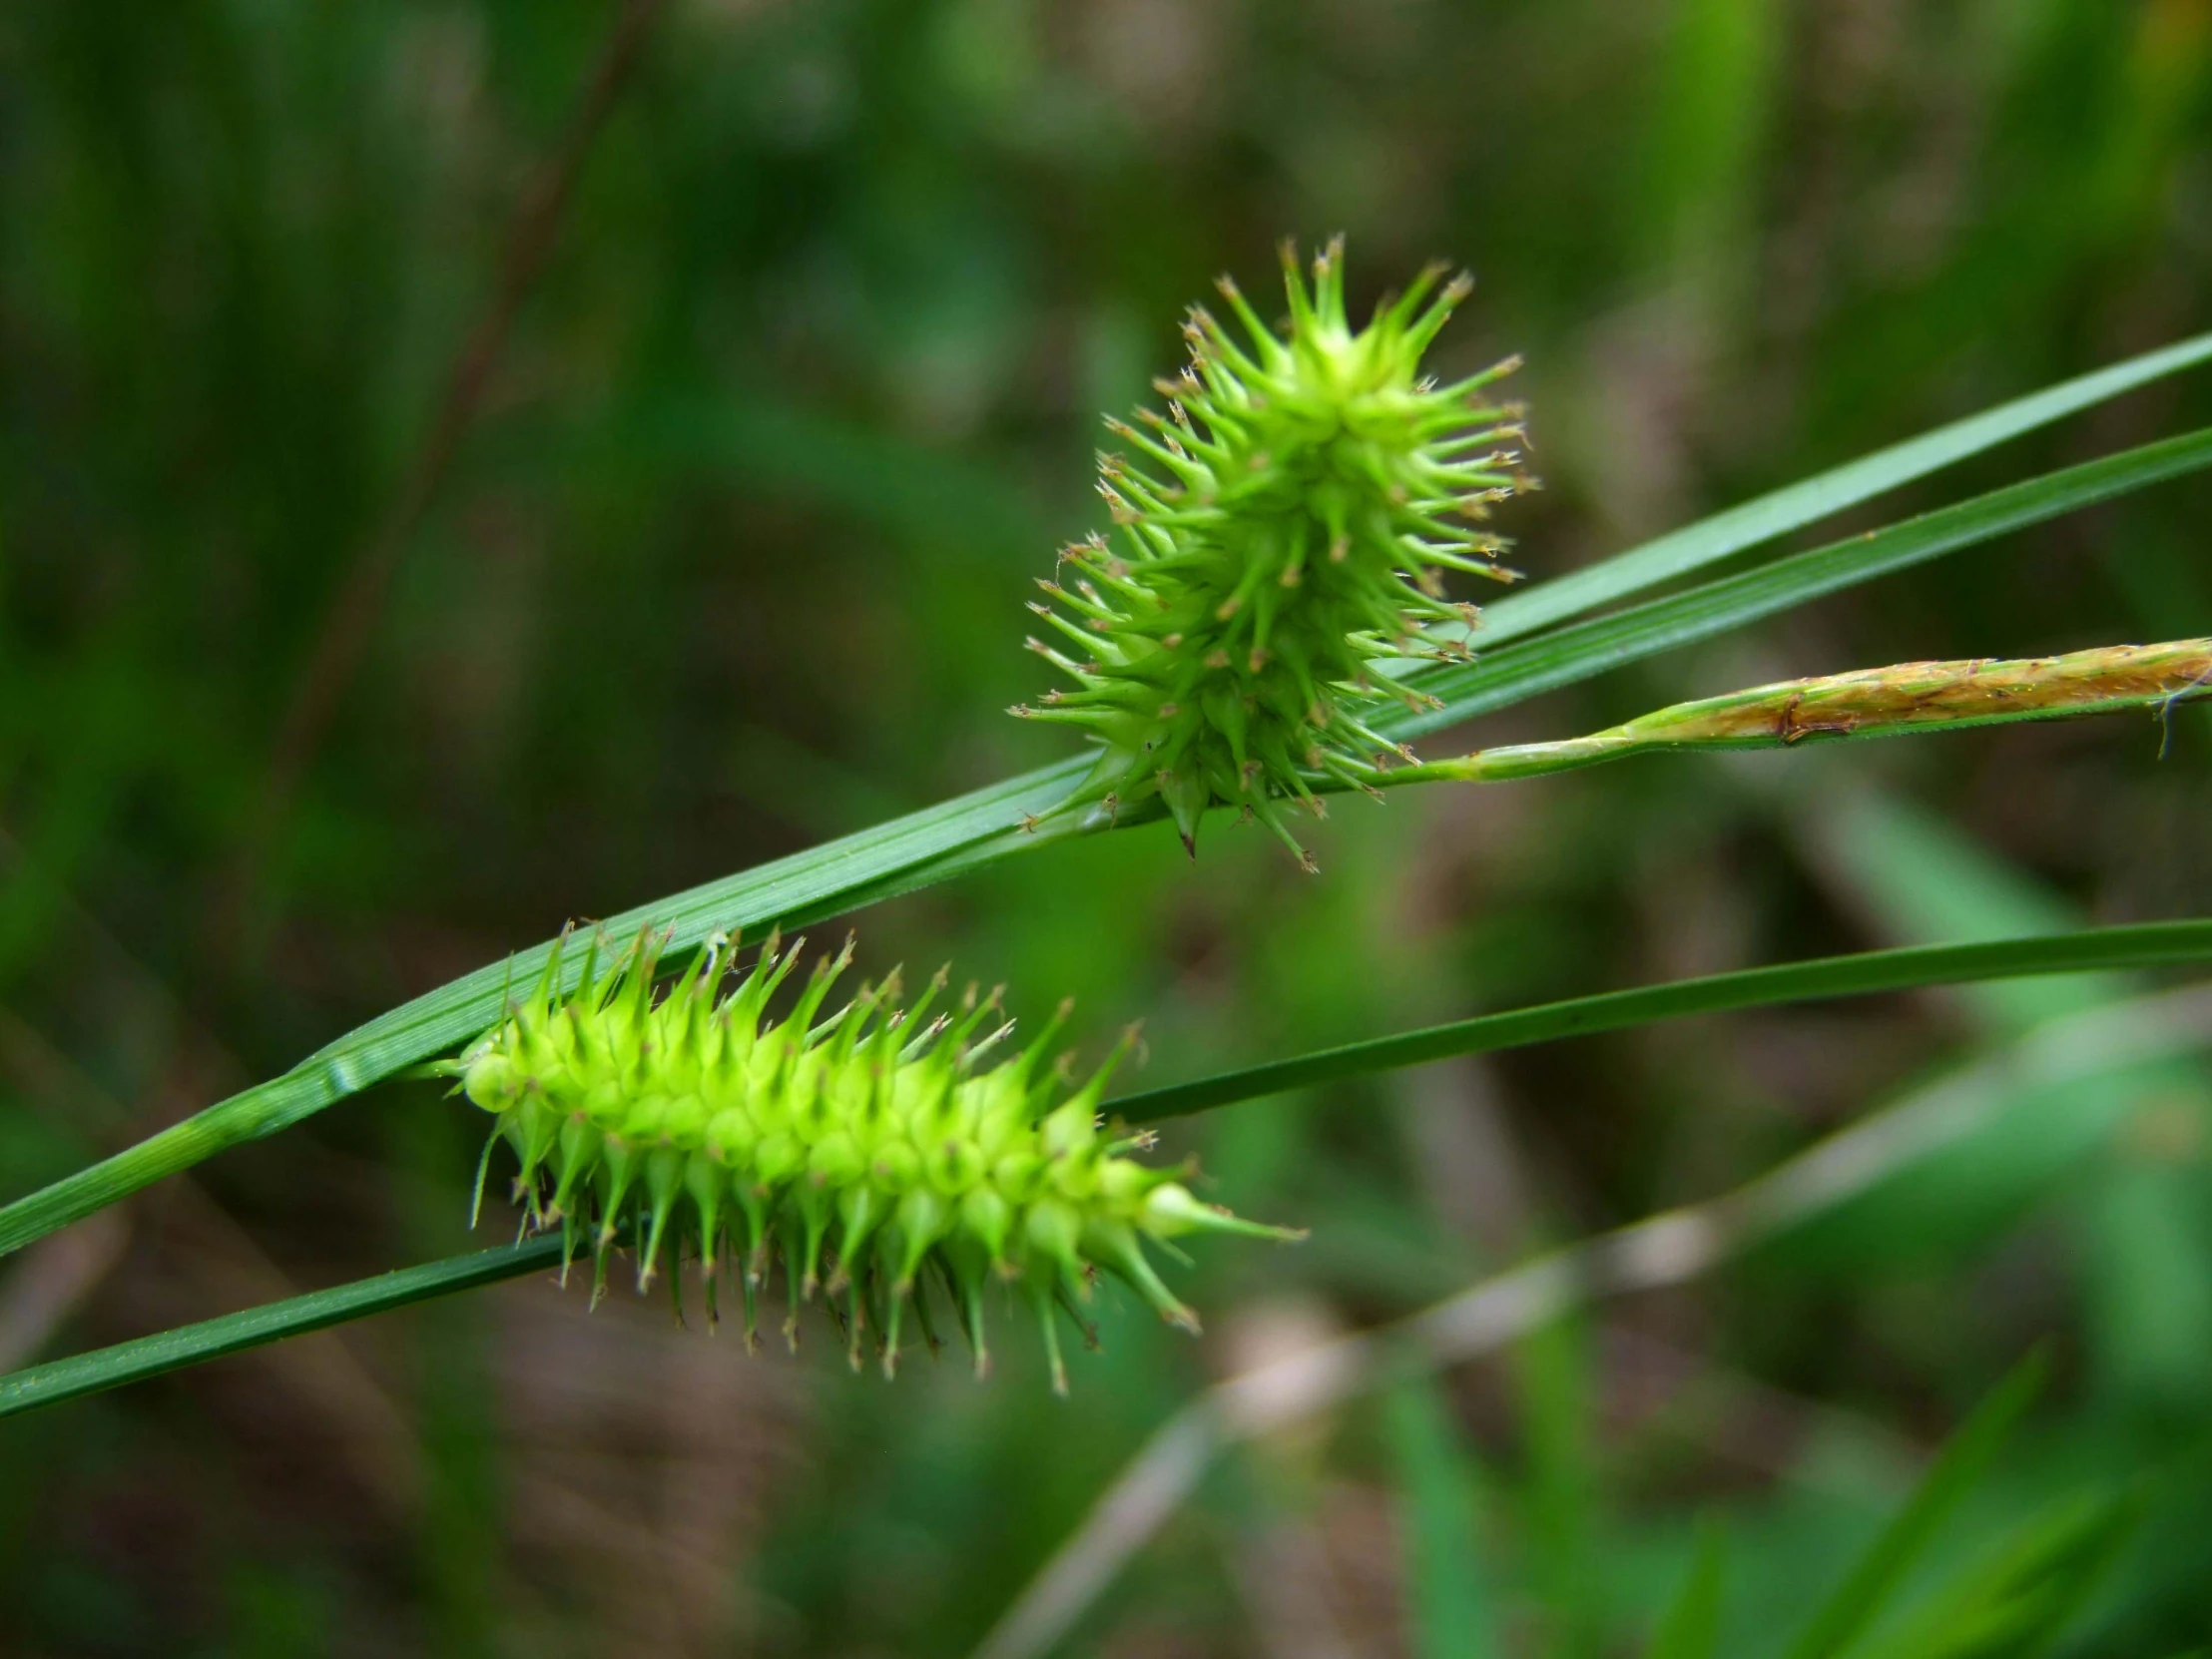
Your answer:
[444,924,1299,1390]
[1012,236,1533,869]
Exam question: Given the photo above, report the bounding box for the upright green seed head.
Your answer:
[1012,237,1533,869]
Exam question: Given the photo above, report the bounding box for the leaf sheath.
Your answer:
[1411,638,2212,784]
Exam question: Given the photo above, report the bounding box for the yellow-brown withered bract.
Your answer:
[1012,236,1532,869]
[443,925,1298,1390]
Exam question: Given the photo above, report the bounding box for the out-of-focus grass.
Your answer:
[5,0,2212,1653]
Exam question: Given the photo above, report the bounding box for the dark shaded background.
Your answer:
[7,0,2212,1653]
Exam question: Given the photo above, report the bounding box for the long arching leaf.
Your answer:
[1114,919,2212,1122]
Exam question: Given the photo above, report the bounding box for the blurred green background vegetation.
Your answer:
[7,0,2212,1652]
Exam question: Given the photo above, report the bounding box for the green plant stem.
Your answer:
[9,921,2212,1418]
[1389,638,2212,787]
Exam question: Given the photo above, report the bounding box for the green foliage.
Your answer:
[1397,427,2212,741]
[1647,1524,1727,1659]
[1467,328,2212,650]
[11,412,2210,1268]
[7,263,2207,1278]
[1849,1489,2140,1659]
[1782,1357,2047,1659]
[1516,1314,1604,1657]
[1638,1363,2134,1659]
[1118,919,2212,1122]
[9,3,2212,1651]
[1384,1375,1497,1659]
[1779,788,2212,1408]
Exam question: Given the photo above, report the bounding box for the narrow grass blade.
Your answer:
[0,1237,565,1420]
[1780,1354,2046,1659]
[1390,426,2212,741]
[1383,1377,1497,1659]
[1647,1522,1728,1659]
[1470,328,2212,650]
[1853,1489,2141,1659]
[1513,1312,1602,1649]
[1116,919,2212,1122]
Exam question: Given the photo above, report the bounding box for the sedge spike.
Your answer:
[1010,236,1533,869]
[440,927,1301,1388]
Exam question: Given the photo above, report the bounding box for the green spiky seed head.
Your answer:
[443,924,1299,1391]
[1011,237,1532,869]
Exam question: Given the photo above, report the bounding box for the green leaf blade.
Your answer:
[1394,427,2212,741]
[1117,920,2212,1122]
[10,927,2212,1419]
[1781,1355,2046,1659]
[1647,1523,1728,1659]
[1474,329,2212,649]
[0,1238,566,1420]
[1852,1490,2141,1659]
[1384,1377,1498,1659]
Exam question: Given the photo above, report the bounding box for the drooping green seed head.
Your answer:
[442,923,1299,1391]
[1011,237,1533,869]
